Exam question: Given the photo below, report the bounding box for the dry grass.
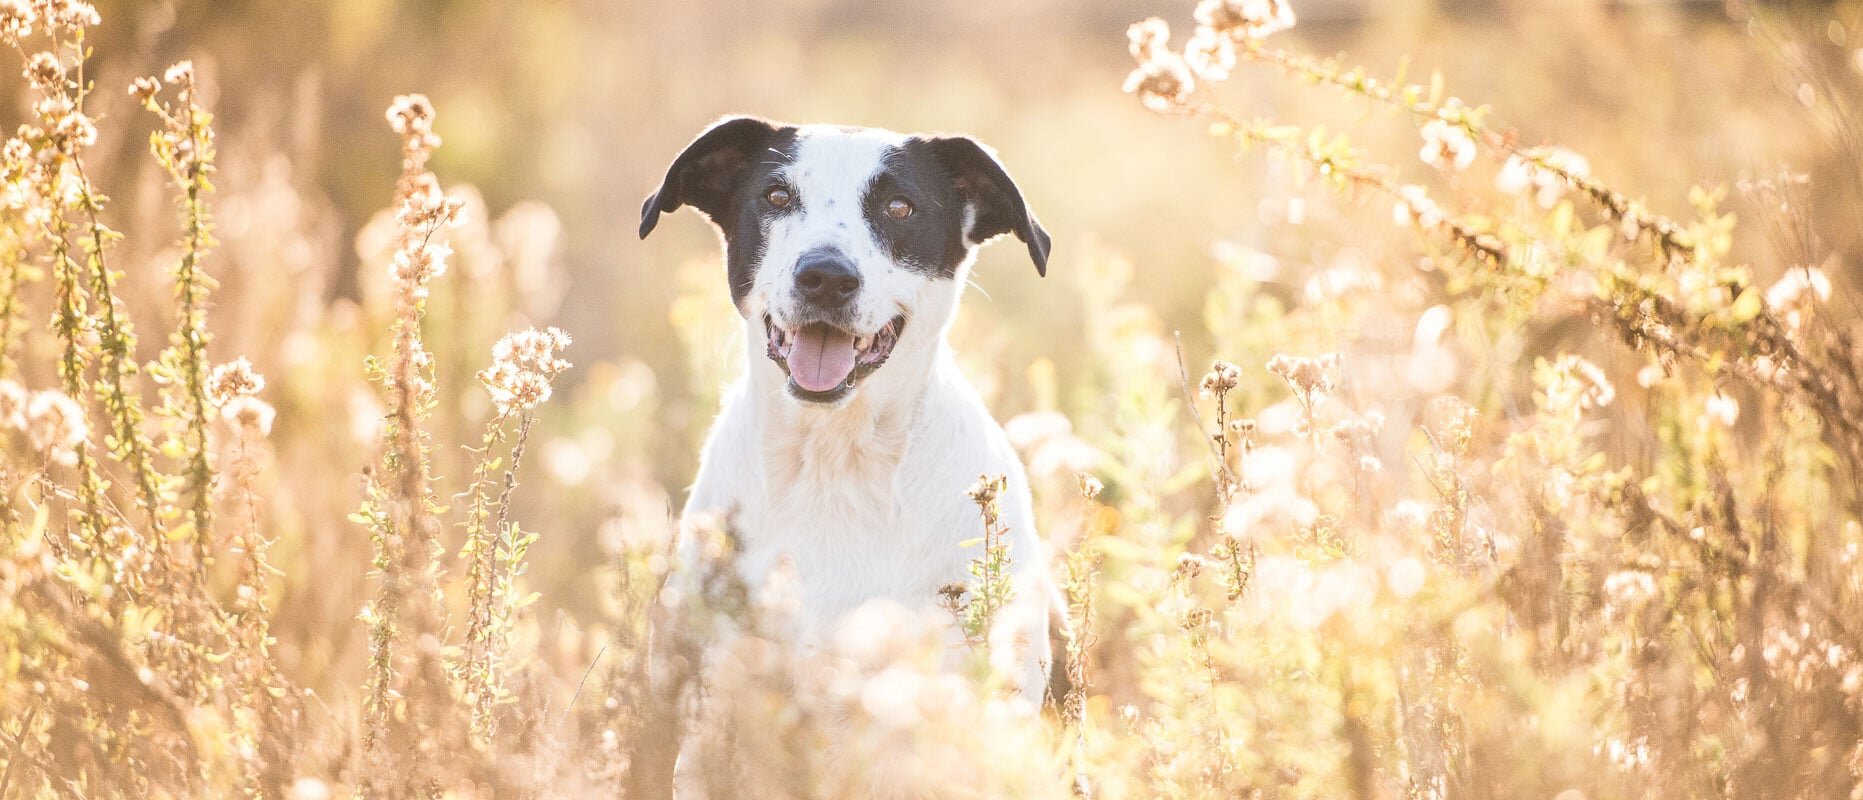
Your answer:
[2,0,1862,798]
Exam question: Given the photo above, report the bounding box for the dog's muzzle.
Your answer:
[764,313,907,403]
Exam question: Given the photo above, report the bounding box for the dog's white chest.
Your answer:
[681,367,1037,641]
[730,419,984,637]
[735,513,966,636]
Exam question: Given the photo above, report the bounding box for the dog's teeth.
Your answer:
[855,335,873,351]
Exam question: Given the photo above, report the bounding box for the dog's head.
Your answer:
[640,117,1049,405]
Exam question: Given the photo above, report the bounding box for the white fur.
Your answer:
[672,126,1053,794]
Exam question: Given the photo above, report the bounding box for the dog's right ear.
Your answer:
[640,116,787,239]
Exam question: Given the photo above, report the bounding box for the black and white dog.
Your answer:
[639,117,1057,704]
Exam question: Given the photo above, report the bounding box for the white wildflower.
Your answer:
[221,396,277,435]
[1123,20,1195,113]
[206,358,266,406]
[1418,119,1476,172]
[1704,393,1739,428]
[1497,147,1591,208]
[1765,266,1832,334]
[1183,24,1237,80]
[479,326,573,414]
[1194,0,1297,42]
[1392,183,1445,229]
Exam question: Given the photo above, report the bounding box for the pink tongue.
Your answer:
[789,325,858,393]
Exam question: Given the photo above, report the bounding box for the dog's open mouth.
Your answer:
[764,313,906,403]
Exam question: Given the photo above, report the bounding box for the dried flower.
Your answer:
[1765,266,1831,334]
[222,396,277,435]
[1419,119,1476,172]
[1124,19,1195,113]
[0,1,35,42]
[396,173,464,232]
[390,239,452,295]
[162,60,194,85]
[387,93,441,151]
[206,358,266,407]
[478,327,573,414]
[52,109,96,148]
[24,51,61,88]
[1200,360,1241,397]
[1392,183,1445,229]
[1266,352,1339,399]
[1496,147,1591,208]
[1172,552,1205,584]
[966,472,1007,506]
[39,0,99,30]
[1193,0,1297,42]
[1704,393,1739,428]
[1128,17,1171,61]
[1184,25,1237,80]
[129,75,161,103]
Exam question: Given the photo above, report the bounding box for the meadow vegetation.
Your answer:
[1,0,1861,797]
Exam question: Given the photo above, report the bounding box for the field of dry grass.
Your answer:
[2,0,1862,797]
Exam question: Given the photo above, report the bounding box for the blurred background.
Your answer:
[8,0,1853,710]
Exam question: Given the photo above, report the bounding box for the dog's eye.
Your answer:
[885,197,913,220]
[766,186,793,209]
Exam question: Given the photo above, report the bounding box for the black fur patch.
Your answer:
[910,135,1051,276]
[868,137,1052,279]
[862,145,972,279]
[639,117,800,310]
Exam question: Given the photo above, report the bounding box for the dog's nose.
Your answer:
[794,251,861,306]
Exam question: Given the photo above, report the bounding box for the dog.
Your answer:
[639,117,1059,787]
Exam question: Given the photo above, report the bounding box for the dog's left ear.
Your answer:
[923,136,1052,277]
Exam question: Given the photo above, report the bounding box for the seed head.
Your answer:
[129,75,161,104]
[967,472,1008,506]
[162,60,194,86]
[1184,25,1236,80]
[39,0,99,31]
[221,396,277,435]
[479,326,573,414]
[0,1,36,42]
[1173,552,1205,584]
[1266,352,1340,399]
[387,93,441,153]
[1766,266,1832,334]
[206,358,266,407]
[1124,19,1195,113]
[1419,119,1476,172]
[1392,183,1445,229]
[1200,360,1241,397]
[24,52,61,89]
[1193,0,1297,42]
[1496,147,1591,208]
